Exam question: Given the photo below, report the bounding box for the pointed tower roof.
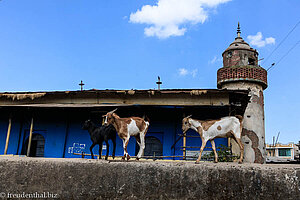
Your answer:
[223,23,257,55]
[217,23,267,90]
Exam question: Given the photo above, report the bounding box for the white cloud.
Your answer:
[247,32,275,48]
[129,0,231,39]
[178,68,198,77]
[265,37,276,44]
[209,56,222,64]
[178,68,188,76]
[191,69,198,78]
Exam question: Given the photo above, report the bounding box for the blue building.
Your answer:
[0,89,249,159]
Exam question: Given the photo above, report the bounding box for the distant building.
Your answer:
[295,141,300,160]
[266,143,298,162]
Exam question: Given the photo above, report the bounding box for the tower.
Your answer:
[217,23,268,163]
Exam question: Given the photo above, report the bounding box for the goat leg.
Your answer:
[105,140,109,160]
[211,140,218,163]
[112,138,116,159]
[196,139,207,164]
[99,143,103,160]
[90,143,96,159]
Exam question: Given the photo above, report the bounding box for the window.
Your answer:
[278,149,291,157]
[227,51,232,58]
[248,58,255,65]
[141,136,163,156]
[21,134,45,157]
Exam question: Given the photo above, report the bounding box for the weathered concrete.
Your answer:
[224,82,266,163]
[0,157,299,199]
[218,25,268,164]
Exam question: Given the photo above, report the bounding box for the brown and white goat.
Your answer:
[103,109,150,160]
[182,115,244,164]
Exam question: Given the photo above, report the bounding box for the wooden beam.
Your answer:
[183,132,186,160]
[26,117,34,157]
[4,117,12,155]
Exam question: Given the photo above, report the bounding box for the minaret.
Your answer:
[217,23,268,163]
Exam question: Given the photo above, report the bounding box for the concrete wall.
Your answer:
[221,82,266,163]
[0,157,299,200]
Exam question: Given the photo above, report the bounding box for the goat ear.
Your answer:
[186,115,192,118]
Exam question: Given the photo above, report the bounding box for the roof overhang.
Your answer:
[0,89,250,108]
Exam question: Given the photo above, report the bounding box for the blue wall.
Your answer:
[0,108,228,159]
[0,118,22,155]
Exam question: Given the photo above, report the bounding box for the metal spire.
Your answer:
[237,22,241,38]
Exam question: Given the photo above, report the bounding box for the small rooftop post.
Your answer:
[79,80,85,91]
[156,76,162,91]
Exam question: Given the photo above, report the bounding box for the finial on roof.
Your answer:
[156,76,162,91]
[237,22,241,38]
[79,80,85,91]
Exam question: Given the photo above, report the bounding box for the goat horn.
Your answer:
[109,108,118,114]
[186,115,192,118]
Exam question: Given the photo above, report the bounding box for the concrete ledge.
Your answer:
[0,157,299,199]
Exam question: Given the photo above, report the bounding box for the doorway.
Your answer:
[143,136,163,156]
[21,134,45,157]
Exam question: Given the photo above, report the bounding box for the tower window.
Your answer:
[248,58,255,65]
[227,51,232,58]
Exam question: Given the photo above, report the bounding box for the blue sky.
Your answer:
[0,0,299,144]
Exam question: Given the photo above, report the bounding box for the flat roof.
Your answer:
[0,88,250,108]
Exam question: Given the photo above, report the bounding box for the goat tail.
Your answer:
[235,115,243,122]
[235,115,243,123]
[143,115,150,123]
[235,115,244,135]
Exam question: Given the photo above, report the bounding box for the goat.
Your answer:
[82,119,116,160]
[182,115,244,164]
[103,109,150,161]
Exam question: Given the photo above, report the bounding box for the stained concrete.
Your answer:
[0,157,299,199]
[222,82,266,163]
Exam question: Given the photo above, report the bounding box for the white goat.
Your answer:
[182,115,244,164]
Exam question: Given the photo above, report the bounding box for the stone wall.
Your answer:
[0,157,299,199]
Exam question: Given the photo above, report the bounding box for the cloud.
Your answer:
[178,68,198,77]
[209,56,222,64]
[178,68,188,76]
[191,69,198,78]
[129,0,231,39]
[247,32,275,48]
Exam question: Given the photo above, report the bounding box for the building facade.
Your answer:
[266,143,298,162]
[0,89,249,159]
